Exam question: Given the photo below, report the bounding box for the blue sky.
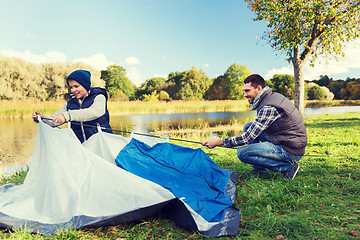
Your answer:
[1,0,360,86]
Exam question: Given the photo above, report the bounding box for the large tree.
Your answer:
[269,74,295,99]
[169,66,212,100]
[223,63,251,100]
[206,63,251,100]
[101,65,135,100]
[245,0,360,116]
[136,77,166,100]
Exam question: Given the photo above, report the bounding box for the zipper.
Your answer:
[75,90,90,142]
[78,100,86,142]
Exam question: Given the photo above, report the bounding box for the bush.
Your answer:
[307,85,325,100]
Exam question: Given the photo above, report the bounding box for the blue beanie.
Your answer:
[66,70,91,90]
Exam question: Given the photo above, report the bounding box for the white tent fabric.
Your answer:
[0,121,240,236]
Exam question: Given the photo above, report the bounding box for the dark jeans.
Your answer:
[237,122,302,172]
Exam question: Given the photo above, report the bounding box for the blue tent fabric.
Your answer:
[115,138,240,231]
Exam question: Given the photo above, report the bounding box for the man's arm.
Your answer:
[202,106,281,149]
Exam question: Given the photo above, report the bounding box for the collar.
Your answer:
[250,86,271,110]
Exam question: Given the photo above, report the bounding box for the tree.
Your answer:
[42,63,69,100]
[306,82,334,100]
[142,91,160,101]
[245,0,360,116]
[307,85,325,100]
[320,86,334,100]
[169,66,212,100]
[101,65,135,101]
[0,57,45,100]
[314,75,332,87]
[206,63,251,100]
[223,63,251,100]
[345,80,360,100]
[159,90,170,101]
[206,76,227,100]
[269,74,295,99]
[328,80,346,99]
[136,77,166,100]
[0,56,106,100]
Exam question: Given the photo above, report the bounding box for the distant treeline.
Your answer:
[0,56,104,101]
[0,56,359,101]
[307,75,360,100]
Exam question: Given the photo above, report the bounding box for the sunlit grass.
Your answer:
[0,100,249,118]
[1,99,359,119]
[108,100,250,115]
[0,100,66,118]
[305,99,360,108]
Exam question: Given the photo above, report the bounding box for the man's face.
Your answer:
[243,83,263,104]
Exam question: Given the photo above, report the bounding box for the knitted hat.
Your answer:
[66,70,91,90]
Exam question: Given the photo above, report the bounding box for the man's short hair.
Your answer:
[244,74,266,88]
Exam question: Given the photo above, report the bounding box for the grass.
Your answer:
[0,112,359,239]
[1,99,359,118]
[0,100,250,118]
[305,99,360,108]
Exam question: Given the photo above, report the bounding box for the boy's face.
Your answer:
[243,82,263,104]
[67,79,88,99]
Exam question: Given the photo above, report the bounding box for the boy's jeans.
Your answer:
[237,122,302,172]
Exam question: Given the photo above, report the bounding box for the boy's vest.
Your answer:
[67,87,112,143]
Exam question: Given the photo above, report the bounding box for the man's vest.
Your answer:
[67,87,112,143]
[257,89,307,155]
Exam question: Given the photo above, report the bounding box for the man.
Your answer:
[202,74,307,179]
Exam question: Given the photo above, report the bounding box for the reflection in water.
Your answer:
[110,111,257,134]
[0,119,38,174]
[1,105,359,174]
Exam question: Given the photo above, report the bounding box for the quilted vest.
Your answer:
[67,87,112,143]
[257,89,307,155]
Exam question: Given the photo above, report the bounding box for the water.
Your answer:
[304,105,360,116]
[110,111,257,134]
[0,105,359,174]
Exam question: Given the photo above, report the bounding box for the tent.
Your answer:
[0,121,240,237]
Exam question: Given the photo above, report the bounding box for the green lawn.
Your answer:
[0,112,359,239]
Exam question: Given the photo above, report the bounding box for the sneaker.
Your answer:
[282,162,299,179]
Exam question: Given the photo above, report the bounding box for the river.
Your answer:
[0,105,359,174]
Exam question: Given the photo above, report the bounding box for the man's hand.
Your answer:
[202,138,224,149]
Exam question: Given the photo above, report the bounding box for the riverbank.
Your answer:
[1,99,359,118]
[0,112,359,239]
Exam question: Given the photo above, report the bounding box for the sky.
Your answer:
[1,0,360,87]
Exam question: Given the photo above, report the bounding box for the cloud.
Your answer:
[264,66,293,79]
[0,49,113,71]
[125,56,141,65]
[0,49,67,63]
[73,54,113,70]
[25,32,36,39]
[264,39,360,80]
[203,63,210,68]
[153,73,168,79]
[127,66,144,86]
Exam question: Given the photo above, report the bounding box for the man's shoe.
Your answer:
[282,162,299,179]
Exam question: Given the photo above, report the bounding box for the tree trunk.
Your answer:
[292,58,305,118]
